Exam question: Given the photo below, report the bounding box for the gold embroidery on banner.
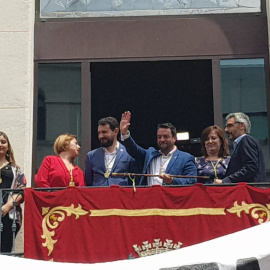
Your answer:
[39,201,270,259]
[90,208,226,217]
[133,239,183,257]
[227,201,270,224]
[41,204,89,256]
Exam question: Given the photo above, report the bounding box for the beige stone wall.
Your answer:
[0,1,35,184]
[0,0,34,254]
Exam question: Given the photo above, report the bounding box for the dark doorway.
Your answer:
[91,60,214,157]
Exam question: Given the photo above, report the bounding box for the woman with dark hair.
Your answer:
[0,131,27,252]
[195,125,230,184]
[35,134,85,187]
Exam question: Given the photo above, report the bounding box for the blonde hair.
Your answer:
[53,134,77,155]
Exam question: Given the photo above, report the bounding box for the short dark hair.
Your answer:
[157,123,177,137]
[98,117,119,131]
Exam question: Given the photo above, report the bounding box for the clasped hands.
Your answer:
[1,202,12,217]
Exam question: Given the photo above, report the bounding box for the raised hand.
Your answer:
[120,111,131,135]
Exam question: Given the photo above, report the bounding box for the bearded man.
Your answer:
[85,117,140,186]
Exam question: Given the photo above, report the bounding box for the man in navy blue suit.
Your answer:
[120,111,197,185]
[85,117,140,186]
[214,112,267,184]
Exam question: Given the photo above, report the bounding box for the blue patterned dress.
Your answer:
[195,157,230,184]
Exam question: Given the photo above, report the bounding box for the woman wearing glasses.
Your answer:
[195,125,230,184]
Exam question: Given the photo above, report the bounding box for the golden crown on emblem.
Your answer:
[133,239,182,257]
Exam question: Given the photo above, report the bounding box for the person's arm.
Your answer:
[121,135,147,162]
[1,194,24,217]
[2,168,26,217]
[163,156,197,185]
[74,166,85,186]
[120,111,147,162]
[85,153,93,186]
[35,156,51,187]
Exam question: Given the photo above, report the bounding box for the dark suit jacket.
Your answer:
[223,135,267,183]
[121,136,197,185]
[85,143,140,186]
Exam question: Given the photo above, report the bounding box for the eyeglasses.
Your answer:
[224,122,241,129]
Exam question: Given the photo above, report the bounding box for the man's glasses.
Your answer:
[224,122,241,129]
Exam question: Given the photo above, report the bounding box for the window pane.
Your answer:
[220,58,270,179]
[90,60,213,157]
[37,63,81,169]
[40,0,260,18]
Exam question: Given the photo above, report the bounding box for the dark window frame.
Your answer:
[32,54,270,186]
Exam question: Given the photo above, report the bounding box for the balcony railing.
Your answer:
[1,182,270,256]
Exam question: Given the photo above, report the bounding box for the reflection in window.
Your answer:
[220,58,269,179]
[37,90,46,140]
[37,63,81,169]
[40,0,260,18]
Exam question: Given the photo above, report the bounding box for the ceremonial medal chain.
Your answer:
[104,152,117,178]
[159,154,173,175]
[69,164,75,187]
[210,158,222,178]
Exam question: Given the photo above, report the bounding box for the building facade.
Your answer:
[0,0,34,184]
[1,1,270,185]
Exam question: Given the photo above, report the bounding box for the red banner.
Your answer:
[24,184,270,263]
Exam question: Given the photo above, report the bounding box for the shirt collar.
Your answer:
[103,141,119,154]
[159,145,177,157]
[234,134,246,145]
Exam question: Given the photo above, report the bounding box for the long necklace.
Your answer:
[104,152,117,179]
[0,161,9,184]
[159,154,173,175]
[210,158,222,178]
[61,158,75,186]
[69,164,75,187]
